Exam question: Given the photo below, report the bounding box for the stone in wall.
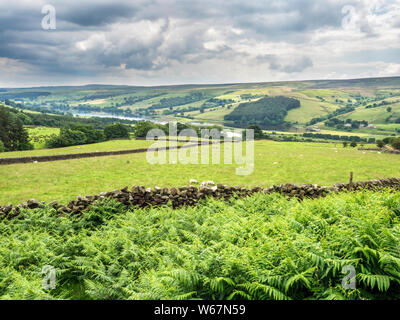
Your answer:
[1,178,400,220]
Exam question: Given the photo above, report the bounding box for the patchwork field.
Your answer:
[4,77,400,139]
[285,98,339,124]
[0,140,398,205]
[341,102,400,123]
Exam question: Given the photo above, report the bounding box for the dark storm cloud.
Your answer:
[229,0,351,36]
[1,0,399,85]
[274,56,313,73]
[256,54,313,73]
[57,2,140,26]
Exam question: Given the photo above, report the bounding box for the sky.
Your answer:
[1,0,400,87]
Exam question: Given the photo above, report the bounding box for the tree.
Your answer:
[0,140,4,153]
[387,107,392,113]
[343,142,348,148]
[46,128,87,148]
[0,106,33,151]
[134,121,159,138]
[350,141,357,148]
[247,125,265,139]
[70,124,105,144]
[390,137,400,151]
[376,140,385,148]
[104,123,130,140]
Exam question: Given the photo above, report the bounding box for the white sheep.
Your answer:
[200,180,215,187]
[190,179,199,185]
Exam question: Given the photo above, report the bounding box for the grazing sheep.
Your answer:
[201,180,215,187]
[190,179,198,185]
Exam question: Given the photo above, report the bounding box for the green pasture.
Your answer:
[285,98,339,124]
[0,139,155,158]
[341,103,400,123]
[0,140,398,205]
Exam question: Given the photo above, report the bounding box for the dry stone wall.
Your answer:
[358,148,400,155]
[0,140,234,165]
[1,178,400,220]
[0,142,202,165]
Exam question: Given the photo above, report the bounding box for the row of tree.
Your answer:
[46,123,130,148]
[303,132,374,143]
[307,105,355,126]
[150,92,208,110]
[133,121,223,138]
[0,104,133,151]
[377,137,400,150]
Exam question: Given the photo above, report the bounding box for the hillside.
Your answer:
[224,96,300,129]
[1,77,400,138]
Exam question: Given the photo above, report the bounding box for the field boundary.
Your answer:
[0,140,228,165]
[358,148,400,154]
[1,177,399,220]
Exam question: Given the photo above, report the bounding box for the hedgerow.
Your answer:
[0,190,399,300]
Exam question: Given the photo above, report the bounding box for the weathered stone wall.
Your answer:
[358,148,400,154]
[0,139,233,165]
[1,178,399,220]
[0,142,201,165]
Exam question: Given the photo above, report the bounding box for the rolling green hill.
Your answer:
[2,77,400,136]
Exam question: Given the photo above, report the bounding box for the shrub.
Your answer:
[390,137,400,151]
[350,141,357,148]
[46,128,87,148]
[134,121,160,138]
[376,140,385,148]
[104,123,130,140]
[246,125,265,139]
[343,142,348,148]
[382,137,392,144]
[70,124,105,144]
[46,124,109,149]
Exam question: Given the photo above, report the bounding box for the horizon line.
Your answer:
[1,75,400,90]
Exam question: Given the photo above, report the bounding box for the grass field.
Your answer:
[285,98,339,124]
[1,190,399,299]
[0,139,155,158]
[341,103,400,123]
[27,127,60,149]
[191,106,234,121]
[0,140,398,205]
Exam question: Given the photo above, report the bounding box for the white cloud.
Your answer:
[1,0,400,86]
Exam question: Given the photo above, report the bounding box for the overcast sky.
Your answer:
[1,0,400,87]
